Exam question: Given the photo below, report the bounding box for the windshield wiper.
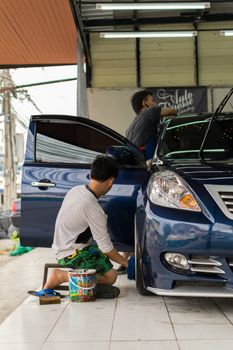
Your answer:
[199,88,233,164]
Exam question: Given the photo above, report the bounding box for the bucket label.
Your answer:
[69,269,97,302]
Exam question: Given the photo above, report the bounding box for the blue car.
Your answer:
[21,89,233,297]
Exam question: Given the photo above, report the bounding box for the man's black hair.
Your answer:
[91,155,118,182]
[131,89,153,114]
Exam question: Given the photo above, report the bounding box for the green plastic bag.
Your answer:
[9,231,34,256]
[9,244,34,256]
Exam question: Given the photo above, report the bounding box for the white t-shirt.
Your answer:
[52,185,114,260]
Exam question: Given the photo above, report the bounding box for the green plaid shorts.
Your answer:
[58,245,113,274]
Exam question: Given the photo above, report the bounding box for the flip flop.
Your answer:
[27,289,66,298]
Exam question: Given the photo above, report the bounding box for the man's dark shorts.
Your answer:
[58,245,113,274]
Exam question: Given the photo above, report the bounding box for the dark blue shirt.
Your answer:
[126,106,161,147]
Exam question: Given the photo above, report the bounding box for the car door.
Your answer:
[21,115,149,250]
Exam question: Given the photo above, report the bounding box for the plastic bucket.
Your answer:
[68,269,97,302]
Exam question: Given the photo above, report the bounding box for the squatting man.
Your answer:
[43,155,128,298]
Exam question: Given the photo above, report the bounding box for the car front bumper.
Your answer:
[148,285,233,297]
[139,202,233,297]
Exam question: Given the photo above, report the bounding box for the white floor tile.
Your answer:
[54,299,116,326]
[112,322,175,341]
[47,299,116,342]
[0,325,51,344]
[2,305,67,330]
[112,303,175,341]
[179,339,233,350]
[0,345,42,350]
[2,312,61,330]
[174,324,233,340]
[110,340,179,350]
[214,298,233,323]
[112,281,175,341]
[164,297,229,324]
[114,296,170,322]
[169,310,228,325]
[42,342,110,350]
[47,325,112,342]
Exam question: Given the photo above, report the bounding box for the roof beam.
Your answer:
[83,12,233,29]
[69,0,91,65]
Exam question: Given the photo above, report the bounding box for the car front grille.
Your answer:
[219,191,233,214]
[204,185,233,220]
[228,258,233,271]
[188,256,225,275]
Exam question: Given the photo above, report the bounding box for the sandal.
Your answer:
[27,289,65,298]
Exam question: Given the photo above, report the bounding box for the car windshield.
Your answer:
[159,112,233,161]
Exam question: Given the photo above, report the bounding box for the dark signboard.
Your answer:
[152,87,208,114]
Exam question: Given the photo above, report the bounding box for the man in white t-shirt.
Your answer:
[43,155,128,298]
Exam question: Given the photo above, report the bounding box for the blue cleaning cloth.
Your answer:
[127,255,135,280]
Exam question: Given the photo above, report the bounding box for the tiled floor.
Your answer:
[1,249,233,349]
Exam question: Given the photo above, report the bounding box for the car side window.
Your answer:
[35,121,123,164]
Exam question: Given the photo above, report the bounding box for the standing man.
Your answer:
[43,155,128,298]
[126,89,177,164]
[116,90,177,275]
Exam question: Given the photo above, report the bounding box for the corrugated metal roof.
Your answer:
[0,0,77,67]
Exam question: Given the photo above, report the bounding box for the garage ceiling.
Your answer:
[70,0,233,88]
[80,0,233,31]
[0,0,77,67]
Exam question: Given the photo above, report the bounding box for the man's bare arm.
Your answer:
[160,108,177,117]
[105,247,128,268]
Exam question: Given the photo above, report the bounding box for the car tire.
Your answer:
[136,244,154,296]
[0,212,11,235]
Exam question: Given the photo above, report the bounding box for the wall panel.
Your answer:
[90,22,233,88]
[140,24,196,87]
[90,34,136,87]
[199,22,233,85]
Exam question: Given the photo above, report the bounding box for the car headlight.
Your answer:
[147,170,201,211]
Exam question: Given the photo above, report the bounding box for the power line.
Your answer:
[11,109,28,130]
[0,77,77,93]
[17,89,43,114]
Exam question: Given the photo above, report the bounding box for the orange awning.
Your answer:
[0,0,77,67]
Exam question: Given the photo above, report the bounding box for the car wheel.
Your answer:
[136,244,154,296]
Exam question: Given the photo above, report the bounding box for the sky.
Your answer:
[10,65,77,134]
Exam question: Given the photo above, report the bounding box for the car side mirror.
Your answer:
[106,145,137,166]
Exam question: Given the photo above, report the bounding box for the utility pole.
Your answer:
[1,69,17,211]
